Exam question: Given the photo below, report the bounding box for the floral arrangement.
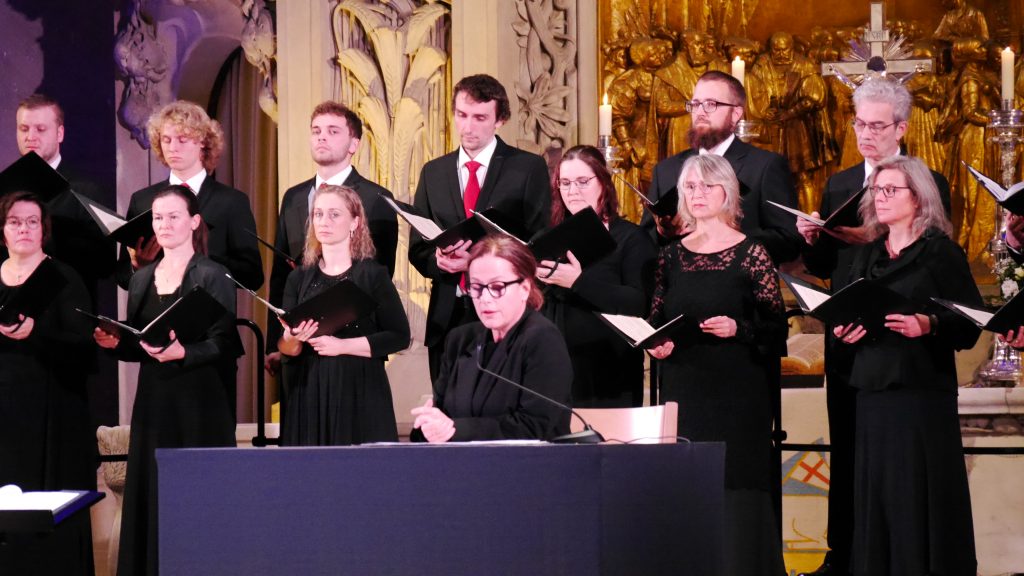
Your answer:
[996,256,1024,302]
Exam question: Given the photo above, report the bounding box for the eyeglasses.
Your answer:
[869,184,913,198]
[467,278,523,299]
[851,119,898,135]
[684,99,739,114]
[681,182,723,196]
[4,217,41,230]
[557,176,597,192]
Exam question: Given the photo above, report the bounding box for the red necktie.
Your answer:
[318,181,328,190]
[460,160,483,291]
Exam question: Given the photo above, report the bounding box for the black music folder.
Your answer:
[475,207,616,268]
[964,162,1024,215]
[232,274,377,338]
[77,285,228,347]
[617,175,678,218]
[71,191,154,245]
[780,272,917,333]
[0,258,68,325]
[598,312,696,348]
[768,186,866,230]
[380,195,486,248]
[0,151,70,202]
[932,292,1024,335]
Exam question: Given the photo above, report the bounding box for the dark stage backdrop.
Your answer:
[0,0,119,427]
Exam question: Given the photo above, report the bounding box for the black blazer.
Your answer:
[844,229,981,393]
[116,254,241,366]
[803,162,952,291]
[418,308,572,441]
[644,139,802,264]
[267,169,398,352]
[408,137,551,347]
[115,177,264,291]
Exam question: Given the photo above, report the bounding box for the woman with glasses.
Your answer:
[278,185,409,446]
[93,185,239,576]
[537,145,656,407]
[0,192,95,575]
[832,156,981,576]
[646,154,787,575]
[411,235,572,442]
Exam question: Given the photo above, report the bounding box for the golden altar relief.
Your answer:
[599,0,1023,267]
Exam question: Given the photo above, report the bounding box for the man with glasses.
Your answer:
[646,70,801,265]
[409,75,550,380]
[796,79,950,576]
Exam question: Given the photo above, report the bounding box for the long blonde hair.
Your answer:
[858,156,952,241]
[302,185,376,267]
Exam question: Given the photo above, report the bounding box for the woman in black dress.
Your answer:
[0,191,95,576]
[536,145,656,407]
[411,235,572,442]
[278,185,409,446]
[94,185,237,576]
[834,156,980,576]
[646,154,787,576]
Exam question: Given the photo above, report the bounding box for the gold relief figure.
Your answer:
[653,28,729,157]
[602,35,633,95]
[609,37,675,222]
[723,36,767,120]
[935,37,997,263]
[934,0,989,42]
[903,40,949,174]
[751,32,834,212]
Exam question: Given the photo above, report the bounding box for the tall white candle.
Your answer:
[1002,47,1015,104]
[599,93,612,136]
[731,56,745,86]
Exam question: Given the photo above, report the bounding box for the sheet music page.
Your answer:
[85,203,126,233]
[600,313,655,344]
[790,283,830,311]
[953,303,994,326]
[383,197,443,240]
[767,201,825,226]
[0,485,78,511]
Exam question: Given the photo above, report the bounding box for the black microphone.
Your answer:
[474,344,604,444]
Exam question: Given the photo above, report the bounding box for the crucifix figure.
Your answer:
[821,1,932,88]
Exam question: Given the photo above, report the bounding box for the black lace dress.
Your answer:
[649,236,787,575]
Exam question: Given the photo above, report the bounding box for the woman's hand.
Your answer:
[94,327,120,349]
[833,323,867,344]
[435,239,473,274]
[308,335,348,357]
[140,330,186,362]
[884,313,928,338]
[647,340,675,359]
[536,251,582,288]
[999,326,1024,349]
[411,398,456,443]
[0,315,34,340]
[286,319,319,342]
[700,316,736,339]
[796,214,821,246]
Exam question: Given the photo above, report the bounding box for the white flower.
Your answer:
[1002,279,1020,299]
[1014,267,1024,280]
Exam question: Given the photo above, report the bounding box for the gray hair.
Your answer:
[858,156,952,240]
[676,154,743,230]
[852,79,913,123]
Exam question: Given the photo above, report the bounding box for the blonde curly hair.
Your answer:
[146,100,225,173]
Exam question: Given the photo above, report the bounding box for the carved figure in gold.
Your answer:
[653,28,728,157]
[935,37,997,262]
[933,0,989,42]
[752,32,834,211]
[722,36,766,119]
[903,39,949,174]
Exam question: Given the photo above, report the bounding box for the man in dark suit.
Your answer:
[645,70,801,264]
[409,74,551,380]
[14,94,115,303]
[797,79,951,576]
[264,101,398,374]
[115,100,263,291]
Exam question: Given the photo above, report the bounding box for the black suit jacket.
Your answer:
[266,169,398,352]
[644,139,802,264]
[408,137,551,347]
[115,177,264,291]
[803,162,952,292]
[417,308,572,441]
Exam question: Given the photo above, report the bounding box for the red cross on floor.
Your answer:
[799,458,830,485]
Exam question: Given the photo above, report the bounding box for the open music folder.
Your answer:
[0,151,69,202]
[475,206,617,268]
[963,162,1024,215]
[932,291,1024,335]
[71,191,154,245]
[77,285,229,347]
[767,185,866,230]
[380,195,486,247]
[228,274,377,338]
[616,175,678,218]
[598,312,694,349]
[0,257,68,325]
[780,272,917,333]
